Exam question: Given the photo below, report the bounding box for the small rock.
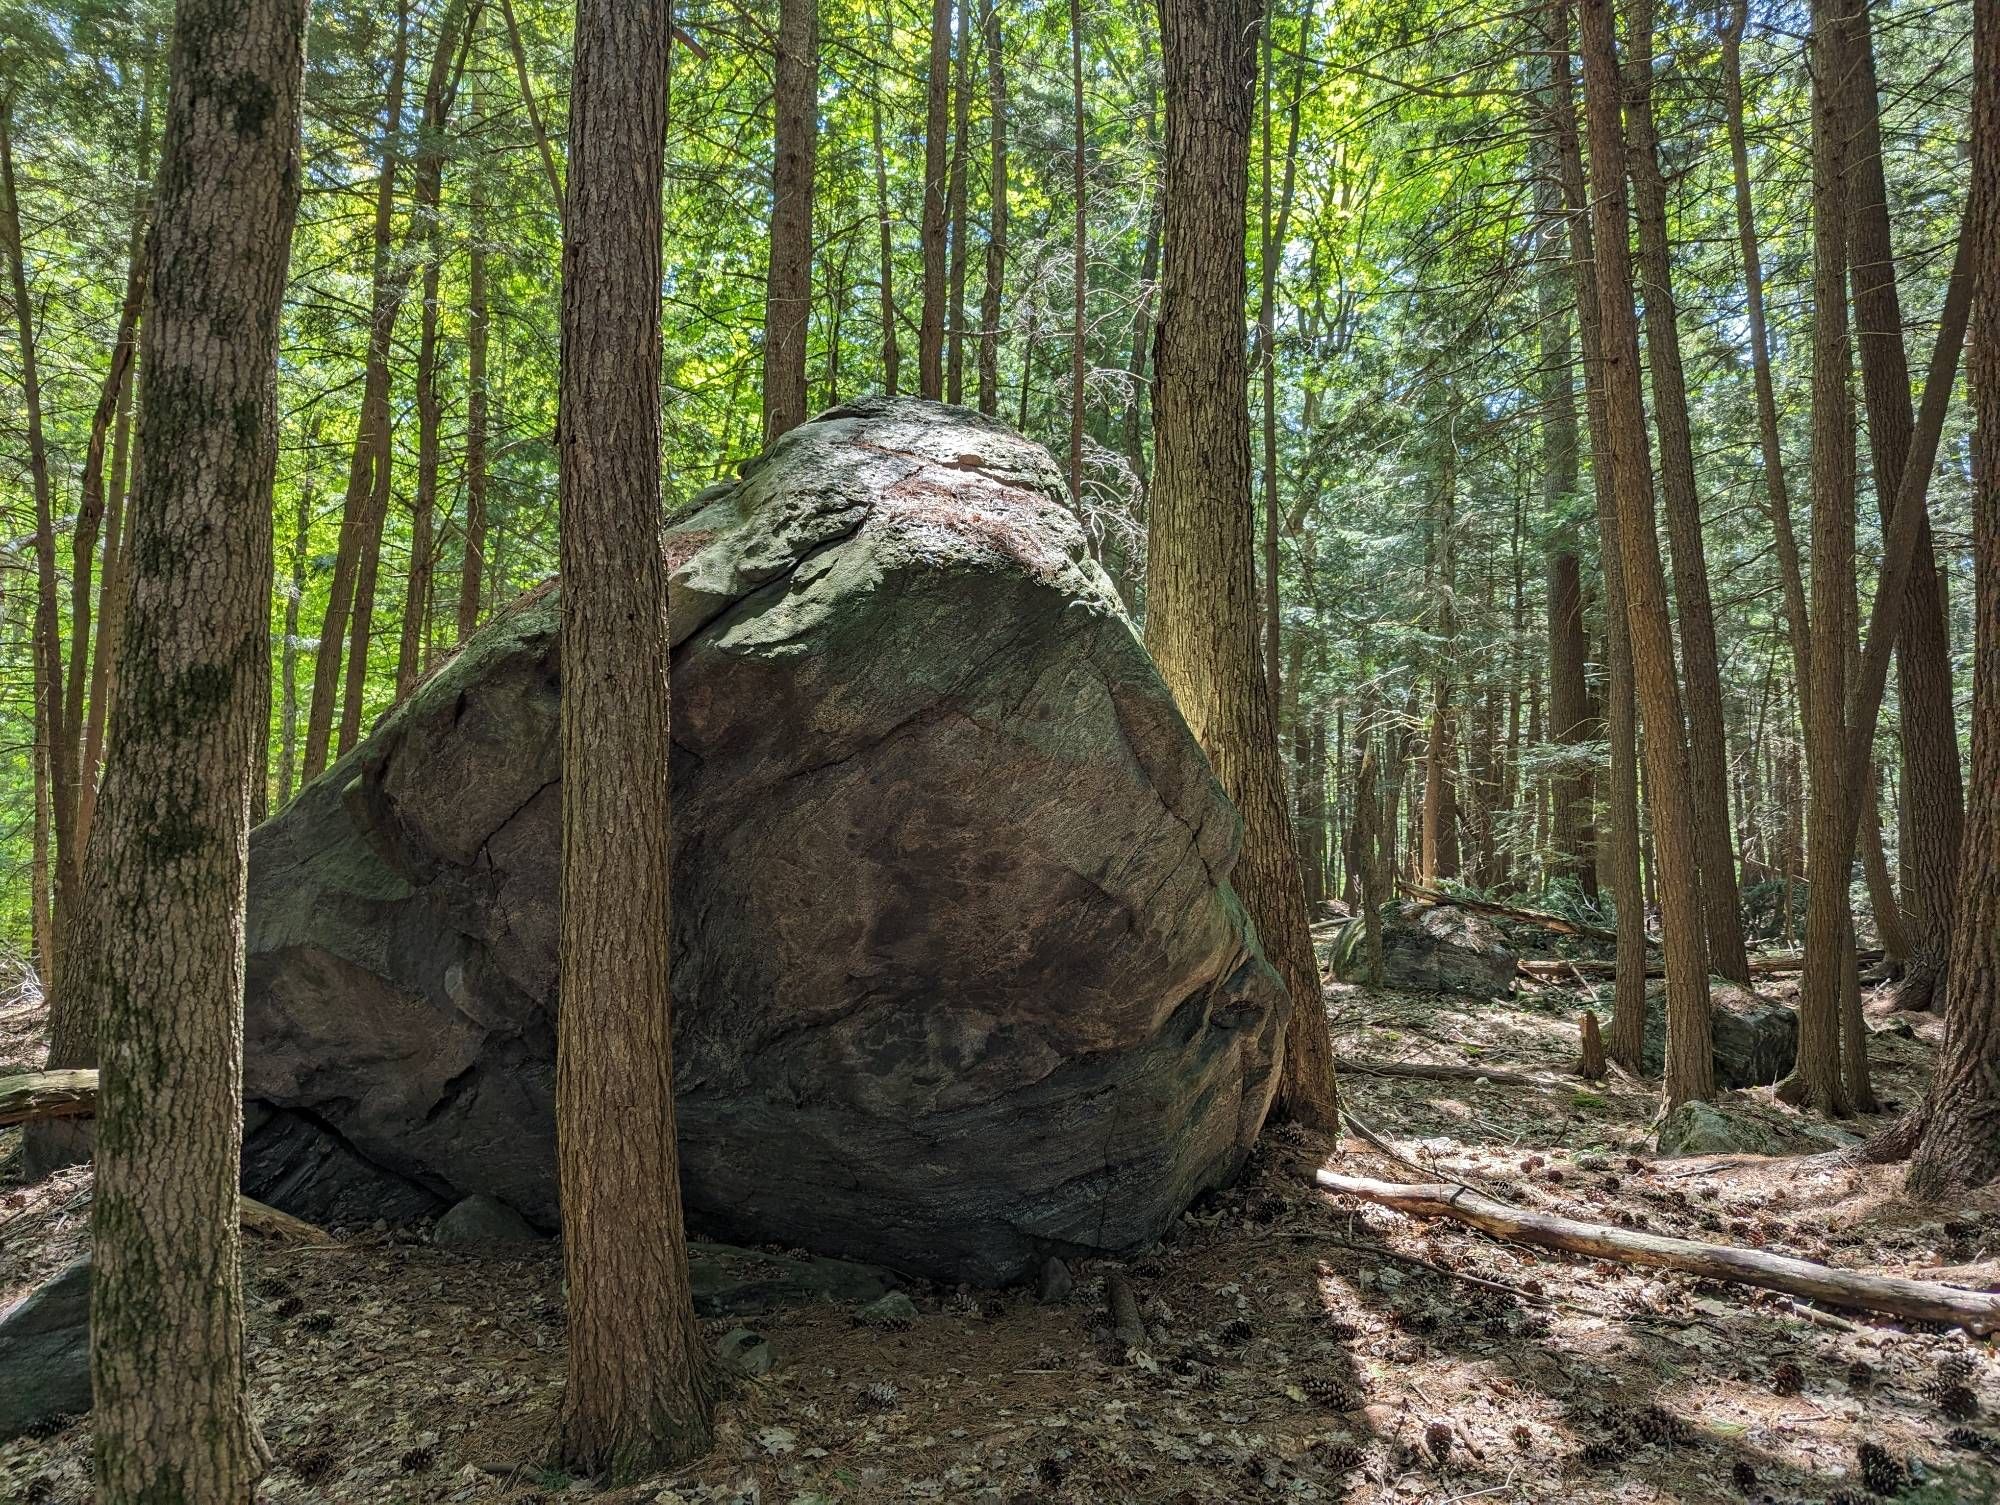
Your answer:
[1036,1257,1073,1303]
[431,1194,540,1247]
[0,1255,92,1440]
[719,1327,774,1377]
[854,1291,920,1330]
[1655,1102,1798,1158]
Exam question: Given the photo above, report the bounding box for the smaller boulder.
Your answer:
[688,1243,892,1316]
[1036,1256,1073,1304]
[854,1291,920,1330]
[431,1194,540,1247]
[1642,980,1796,1088]
[1655,1102,1799,1158]
[0,1255,92,1441]
[717,1327,774,1377]
[1334,902,1516,998]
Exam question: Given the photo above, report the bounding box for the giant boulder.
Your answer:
[243,397,1286,1285]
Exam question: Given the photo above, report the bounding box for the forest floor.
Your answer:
[4,965,1999,1505]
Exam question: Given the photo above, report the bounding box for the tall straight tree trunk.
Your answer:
[1837,0,1964,1014]
[946,0,971,404]
[869,0,901,397]
[278,435,315,806]
[1791,0,1859,1115]
[83,356,141,840]
[1907,0,1997,1187]
[1148,0,1338,1132]
[555,0,716,1474]
[0,97,76,995]
[1574,0,1708,1094]
[1721,0,1809,697]
[84,0,307,1492]
[977,0,1005,416]
[1066,0,1087,510]
[1537,103,1595,897]
[917,0,951,398]
[304,0,411,782]
[762,0,817,444]
[457,151,490,640]
[1421,428,1461,884]
[1621,0,1748,984]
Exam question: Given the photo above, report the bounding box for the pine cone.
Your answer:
[862,1380,900,1411]
[1925,1374,1980,1421]
[1846,1359,1875,1389]
[1855,1441,1906,1496]
[1315,1440,1365,1472]
[1218,1316,1254,1347]
[1945,1427,1999,1457]
[21,1412,76,1441]
[291,1449,335,1483]
[398,1445,436,1474]
[1771,1360,1805,1397]
[1303,1371,1361,1411]
[1424,1420,1453,1463]
[1635,1405,1689,1446]
[1036,1455,1068,1487]
[1729,1460,1758,1493]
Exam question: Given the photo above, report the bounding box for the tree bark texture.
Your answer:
[1147,0,1338,1131]
[555,0,716,1474]
[762,0,817,445]
[85,0,308,1493]
[918,0,951,398]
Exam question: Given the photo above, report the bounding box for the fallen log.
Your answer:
[1104,1269,1147,1352]
[1515,951,1881,981]
[239,1196,337,1246]
[1313,1169,2000,1334]
[1343,1058,1562,1090]
[0,1068,97,1126]
[1398,881,1617,945]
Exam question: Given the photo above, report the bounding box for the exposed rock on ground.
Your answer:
[1332,901,1518,998]
[1641,979,1798,1089]
[241,397,1285,1285]
[0,1255,89,1441]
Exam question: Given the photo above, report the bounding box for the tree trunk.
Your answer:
[762,0,816,445]
[1067,0,1087,514]
[457,144,490,641]
[1906,0,1997,1195]
[918,0,951,398]
[1621,0,1747,984]
[555,0,717,1474]
[946,0,971,405]
[1,97,76,996]
[1790,0,1860,1115]
[499,0,566,227]
[1837,0,1965,1017]
[1421,420,1460,884]
[1148,0,1337,1131]
[85,0,308,1491]
[977,0,1005,416]
[869,0,901,397]
[304,0,411,781]
[1574,0,1710,1098]
[278,447,313,805]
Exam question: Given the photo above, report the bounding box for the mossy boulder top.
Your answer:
[243,396,1287,1284]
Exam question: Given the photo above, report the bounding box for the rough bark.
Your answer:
[977,0,1005,415]
[1906,0,1998,1196]
[946,0,972,405]
[869,0,901,397]
[277,454,313,805]
[918,0,951,398]
[303,0,410,782]
[762,0,817,444]
[1420,425,1460,884]
[1621,0,1748,984]
[84,0,307,1493]
[1147,0,1338,1131]
[1837,0,1965,1016]
[457,145,490,641]
[1067,0,1087,510]
[555,0,716,1473]
[1576,0,1712,1103]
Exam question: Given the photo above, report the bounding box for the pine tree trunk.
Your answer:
[1837,0,1965,1016]
[1,97,76,994]
[1148,0,1338,1132]
[870,0,901,397]
[278,455,313,805]
[304,0,411,782]
[82,349,141,844]
[457,152,490,641]
[977,0,1005,416]
[1067,0,1087,512]
[1621,0,1747,984]
[1905,0,1997,1193]
[918,0,951,398]
[946,0,971,405]
[1421,425,1460,884]
[86,0,308,1492]
[762,0,817,444]
[1552,0,1664,1080]
[1791,0,1859,1115]
[555,0,716,1474]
